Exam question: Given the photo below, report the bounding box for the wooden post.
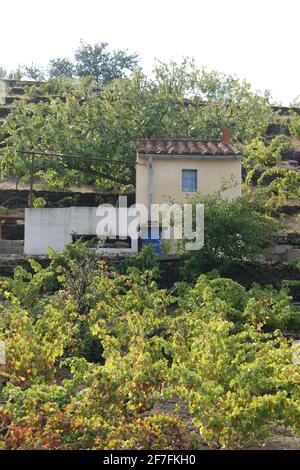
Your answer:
[29,152,35,208]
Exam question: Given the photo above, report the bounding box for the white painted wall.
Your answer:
[24,207,138,255]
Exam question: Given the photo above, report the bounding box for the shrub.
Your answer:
[169,314,300,449]
[177,274,299,331]
[1,246,300,450]
[245,283,300,330]
[104,415,193,450]
[0,291,79,386]
[181,192,278,280]
[118,245,160,280]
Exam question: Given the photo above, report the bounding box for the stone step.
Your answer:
[0,106,10,118]
[0,249,24,255]
[288,248,300,263]
[0,240,24,246]
[0,240,24,255]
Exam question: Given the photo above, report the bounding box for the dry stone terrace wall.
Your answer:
[0,255,299,300]
[0,189,134,247]
[0,188,135,209]
[270,231,300,263]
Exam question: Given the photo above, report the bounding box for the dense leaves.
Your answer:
[1,58,298,208]
[181,191,278,278]
[0,243,300,449]
[0,60,275,189]
[243,135,300,208]
[20,41,139,83]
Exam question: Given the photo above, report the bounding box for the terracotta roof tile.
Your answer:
[137,138,241,156]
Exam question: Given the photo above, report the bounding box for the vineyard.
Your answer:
[0,242,299,450]
[0,55,300,452]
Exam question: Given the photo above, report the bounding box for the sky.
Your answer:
[0,0,299,104]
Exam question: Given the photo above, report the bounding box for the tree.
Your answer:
[0,60,276,189]
[74,41,139,83]
[8,68,23,80]
[49,58,75,78]
[15,41,139,82]
[22,63,46,81]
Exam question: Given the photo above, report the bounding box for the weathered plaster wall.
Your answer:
[24,207,138,255]
[136,155,242,214]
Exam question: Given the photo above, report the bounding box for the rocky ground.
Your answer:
[246,428,300,450]
[148,398,300,450]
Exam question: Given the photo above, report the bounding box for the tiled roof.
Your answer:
[137,138,241,156]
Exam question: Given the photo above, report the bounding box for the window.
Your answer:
[182,169,197,192]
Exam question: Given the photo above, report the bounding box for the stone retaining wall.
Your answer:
[270,232,300,263]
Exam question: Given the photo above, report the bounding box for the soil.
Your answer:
[148,399,300,450]
[246,428,300,450]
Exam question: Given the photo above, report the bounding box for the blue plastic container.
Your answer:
[141,225,162,254]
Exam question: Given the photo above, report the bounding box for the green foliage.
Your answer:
[19,41,138,83]
[245,283,300,330]
[0,377,191,450]
[32,196,46,208]
[118,245,160,279]
[49,58,75,79]
[169,317,300,449]
[73,41,139,83]
[22,63,46,81]
[8,259,59,309]
[257,167,300,202]
[0,60,275,189]
[177,274,300,331]
[181,191,278,279]
[168,273,300,448]
[0,289,79,386]
[243,135,292,172]
[243,135,300,209]
[290,257,300,271]
[103,415,192,450]
[287,110,300,139]
[0,246,300,449]
[48,41,139,82]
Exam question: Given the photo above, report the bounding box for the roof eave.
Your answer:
[137,152,242,160]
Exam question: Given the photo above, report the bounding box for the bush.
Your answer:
[169,316,300,449]
[177,274,299,331]
[118,245,160,280]
[1,246,300,449]
[181,192,278,280]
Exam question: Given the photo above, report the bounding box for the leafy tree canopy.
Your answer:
[22,63,46,81]
[1,60,278,190]
[48,58,75,79]
[73,40,139,83]
[20,40,139,83]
